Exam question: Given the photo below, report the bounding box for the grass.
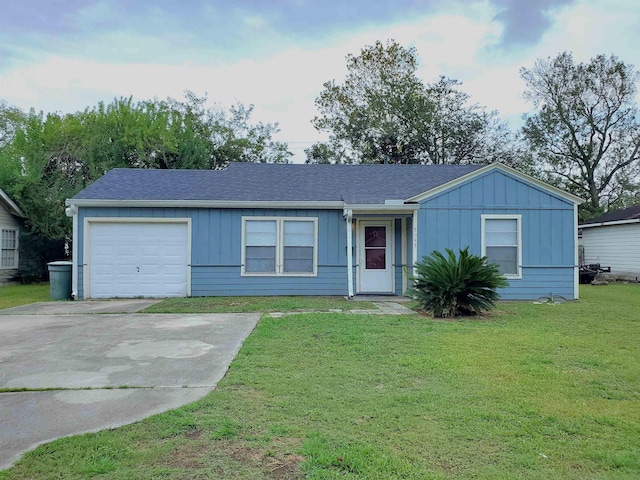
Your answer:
[143,295,376,313]
[2,284,640,479]
[0,283,50,310]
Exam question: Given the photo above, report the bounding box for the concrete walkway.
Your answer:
[0,302,260,470]
[0,298,162,315]
[269,300,415,317]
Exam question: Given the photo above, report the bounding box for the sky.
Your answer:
[1,0,639,162]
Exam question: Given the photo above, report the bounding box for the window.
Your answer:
[242,217,317,276]
[482,215,521,278]
[245,220,277,273]
[1,228,18,269]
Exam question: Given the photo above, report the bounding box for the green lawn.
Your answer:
[3,285,639,479]
[0,283,50,310]
[143,295,375,313]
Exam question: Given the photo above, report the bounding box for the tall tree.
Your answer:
[206,102,291,164]
[0,101,26,149]
[311,39,514,165]
[304,142,346,164]
[521,52,640,213]
[0,93,291,242]
[417,77,515,165]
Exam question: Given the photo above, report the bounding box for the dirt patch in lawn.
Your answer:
[227,442,305,479]
[163,437,305,479]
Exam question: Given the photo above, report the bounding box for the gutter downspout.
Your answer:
[65,204,78,300]
[412,209,419,278]
[345,209,354,298]
[574,203,579,300]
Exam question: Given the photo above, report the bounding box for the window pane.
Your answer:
[486,246,517,275]
[246,221,276,246]
[1,229,16,267]
[284,221,314,246]
[485,219,517,245]
[1,250,15,268]
[366,248,386,269]
[245,246,276,272]
[365,226,386,247]
[486,230,517,245]
[284,246,313,273]
[2,230,16,249]
[485,219,517,233]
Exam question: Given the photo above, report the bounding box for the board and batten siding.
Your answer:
[582,223,640,278]
[417,170,577,300]
[76,207,349,298]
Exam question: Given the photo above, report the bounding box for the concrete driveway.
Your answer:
[0,300,260,470]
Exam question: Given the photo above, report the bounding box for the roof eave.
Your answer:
[0,188,25,218]
[65,198,423,214]
[65,199,347,209]
[344,204,420,215]
[580,218,640,228]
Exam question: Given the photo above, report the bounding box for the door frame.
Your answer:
[356,219,395,294]
[83,217,192,299]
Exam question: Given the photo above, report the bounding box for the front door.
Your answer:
[358,221,393,293]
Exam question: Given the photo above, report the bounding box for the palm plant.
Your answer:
[409,247,508,318]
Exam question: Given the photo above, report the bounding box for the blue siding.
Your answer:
[394,218,404,295]
[77,207,350,298]
[497,268,574,300]
[417,170,577,300]
[75,168,576,300]
[191,266,347,296]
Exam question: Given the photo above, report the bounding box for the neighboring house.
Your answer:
[65,162,583,300]
[0,188,25,285]
[580,205,640,281]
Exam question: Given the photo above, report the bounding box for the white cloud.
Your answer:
[1,0,639,163]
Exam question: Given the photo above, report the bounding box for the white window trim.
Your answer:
[481,214,522,280]
[241,216,318,277]
[1,227,19,269]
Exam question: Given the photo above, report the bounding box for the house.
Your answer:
[65,162,583,300]
[0,188,25,285]
[580,205,640,281]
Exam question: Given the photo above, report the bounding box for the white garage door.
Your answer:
[88,221,189,298]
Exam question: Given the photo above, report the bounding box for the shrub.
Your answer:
[409,247,508,318]
[17,230,66,283]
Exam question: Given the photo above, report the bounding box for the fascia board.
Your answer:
[65,199,346,209]
[580,218,640,228]
[405,163,585,205]
[344,204,421,215]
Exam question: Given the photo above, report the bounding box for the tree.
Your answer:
[304,142,347,164]
[0,93,291,244]
[0,101,26,148]
[206,102,291,165]
[521,52,640,214]
[417,77,516,165]
[311,39,514,165]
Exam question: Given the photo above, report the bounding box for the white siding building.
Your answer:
[0,188,25,285]
[581,205,640,281]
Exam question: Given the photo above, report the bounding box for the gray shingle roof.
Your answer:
[582,204,640,225]
[72,162,484,204]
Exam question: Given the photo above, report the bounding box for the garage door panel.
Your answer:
[88,222,189,298]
